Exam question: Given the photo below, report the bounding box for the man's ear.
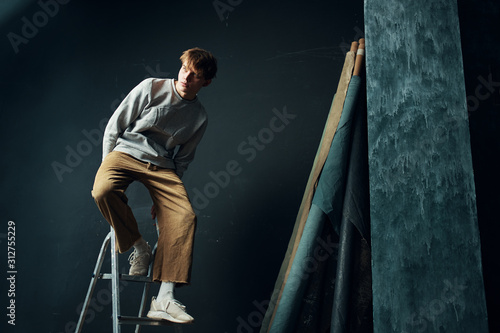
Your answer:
[202,79,212,87]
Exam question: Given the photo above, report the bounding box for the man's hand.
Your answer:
[151,204,156,220]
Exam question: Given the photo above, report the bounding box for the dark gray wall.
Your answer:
[0,1,363,332]
[1,0,498,332]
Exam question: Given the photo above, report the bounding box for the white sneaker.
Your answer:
[128,244,152,276]
[147,297,194,324]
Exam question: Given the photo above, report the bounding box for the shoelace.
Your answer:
[128,249,147,264]
[128,250,137,264]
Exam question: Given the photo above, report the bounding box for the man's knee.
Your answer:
[185,209,197,227]
[186,210,196,223]
[91,181,115,203]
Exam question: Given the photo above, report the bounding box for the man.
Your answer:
[91,47,217,323]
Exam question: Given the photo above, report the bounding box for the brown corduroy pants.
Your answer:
[91,151,196,284]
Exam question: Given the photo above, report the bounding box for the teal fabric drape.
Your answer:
[269,76,371,332]
[312,76,361,234]
[269,204,332,332]
[261,49,357,333]
[330,79,371,332]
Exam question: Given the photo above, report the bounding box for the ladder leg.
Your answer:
[110,228,121,333]
[134,282,150,333]
[75,232,112,333]
[135,280,151,333]
[135,222,160,333]
[134,243,157,333]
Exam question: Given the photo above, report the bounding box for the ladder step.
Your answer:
[99,273,153,283]
[118,315,175,326]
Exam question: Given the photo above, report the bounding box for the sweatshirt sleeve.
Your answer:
[174,119,208,178]
[102,79,153,160]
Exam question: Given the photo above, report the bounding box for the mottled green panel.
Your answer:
[364,0,489,332]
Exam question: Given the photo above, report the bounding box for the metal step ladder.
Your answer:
[76,227,179,333]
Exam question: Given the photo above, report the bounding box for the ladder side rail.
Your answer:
[75,232,112,333]
[110,227,121,333]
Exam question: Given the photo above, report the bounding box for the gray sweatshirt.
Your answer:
[102,78,208,178]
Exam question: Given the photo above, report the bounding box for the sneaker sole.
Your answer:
[147,310,194,324]
[128,269,148,276]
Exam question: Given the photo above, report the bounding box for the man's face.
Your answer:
[175,62,211,100]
